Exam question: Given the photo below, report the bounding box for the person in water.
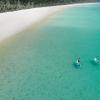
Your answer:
[76,57,80,65]
[78,58,80,63]
[94,56,100,64]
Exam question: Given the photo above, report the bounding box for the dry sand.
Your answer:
[0,3,98,42]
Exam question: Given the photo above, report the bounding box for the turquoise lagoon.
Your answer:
[0,3,100,100]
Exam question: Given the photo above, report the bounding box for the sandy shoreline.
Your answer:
[0,3,99,42]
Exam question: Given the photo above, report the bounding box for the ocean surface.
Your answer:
[0,3,100,100]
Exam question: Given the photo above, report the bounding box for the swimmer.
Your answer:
[76,57,81,66]
[94,56,100,64]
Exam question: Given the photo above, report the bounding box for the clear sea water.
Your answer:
[0,3,100,100]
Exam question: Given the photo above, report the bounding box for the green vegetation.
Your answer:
[0,0,99,12]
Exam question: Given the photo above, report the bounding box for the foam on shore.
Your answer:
[0,3,99,42]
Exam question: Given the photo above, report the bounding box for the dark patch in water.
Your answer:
[73,62,80,69]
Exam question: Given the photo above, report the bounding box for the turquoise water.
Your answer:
[0,3,100,100]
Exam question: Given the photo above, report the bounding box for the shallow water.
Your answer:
[0,3,100,100]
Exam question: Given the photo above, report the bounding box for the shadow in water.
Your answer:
[73,62,81,69]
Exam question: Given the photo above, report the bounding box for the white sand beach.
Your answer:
[0,3,98,42]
